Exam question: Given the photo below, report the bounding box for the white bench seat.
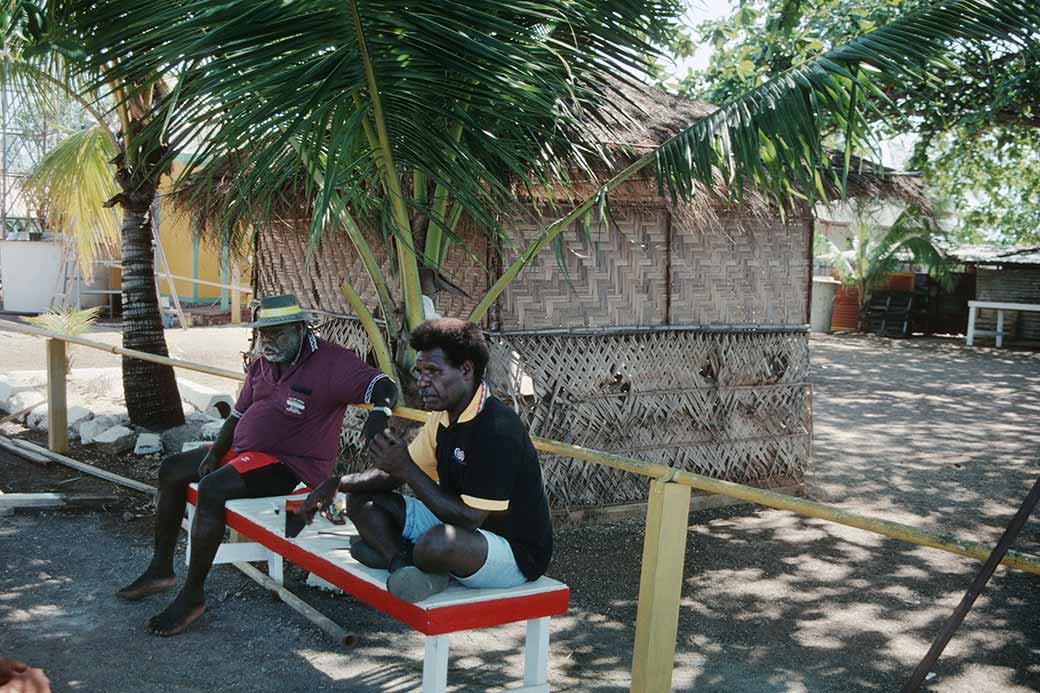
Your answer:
[186,485,568,692]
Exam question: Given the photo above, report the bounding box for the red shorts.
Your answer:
[219,449,281,474]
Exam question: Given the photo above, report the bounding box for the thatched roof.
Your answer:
[170,80,930,242]
[529,80,930,213]
[948,243,1040,267]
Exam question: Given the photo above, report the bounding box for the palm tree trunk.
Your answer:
[119,184,184,428]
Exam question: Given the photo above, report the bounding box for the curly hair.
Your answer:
[410,318,490,383]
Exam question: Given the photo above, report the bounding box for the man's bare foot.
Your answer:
[147,591,206,637]
[115,572,177,601]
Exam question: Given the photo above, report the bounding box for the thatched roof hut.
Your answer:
[177,84,925,513]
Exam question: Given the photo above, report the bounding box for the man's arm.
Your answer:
[361,375,399,445]
[300,458,403,518]
[198,415,239,478]
[370,432,487,530]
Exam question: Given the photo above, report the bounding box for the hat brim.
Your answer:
[246,312,316,329]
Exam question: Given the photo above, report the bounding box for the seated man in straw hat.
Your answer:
[303,318,553,603]
[116,294,398,636]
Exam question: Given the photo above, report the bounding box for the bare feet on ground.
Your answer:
[115,572,177,601]
[147,591,207,637]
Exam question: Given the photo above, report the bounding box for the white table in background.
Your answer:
[965,300,1040,347]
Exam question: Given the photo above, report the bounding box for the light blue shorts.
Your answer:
[402,495,528,590]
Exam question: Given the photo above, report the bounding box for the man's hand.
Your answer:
[361,409,389,446]
[0,658,50,692]
[299,477,340,525]
[369,431,414,480]
[0,659,25,686]
[197,451,219,479]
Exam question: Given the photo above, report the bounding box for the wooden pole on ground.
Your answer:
[46,339,68,453]
[631,479,692,693]
[0,492,119,515]
[3,437,156,495]
[0,437,51,465]
[233,562,357,648]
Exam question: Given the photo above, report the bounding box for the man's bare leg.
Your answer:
[346,492,408,564]
[412,524,488,577]
[387,524,488,602]
[116,448,207,601]
[147,464,249,636]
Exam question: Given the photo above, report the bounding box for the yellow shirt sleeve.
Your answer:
[407,415,439,482]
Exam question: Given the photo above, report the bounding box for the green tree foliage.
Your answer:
[669,0,1040,246]
[3,0,186,428]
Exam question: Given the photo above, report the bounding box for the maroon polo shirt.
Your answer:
[231,334,385,489]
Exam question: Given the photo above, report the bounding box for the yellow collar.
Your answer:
[436,381,488,428]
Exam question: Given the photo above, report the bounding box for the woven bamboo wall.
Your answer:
[256,218,490,320]
[487,328,810,506]
[668,211,811,325]
[320,319,812,508]
[496,206,811,329]
[255,199,813,510]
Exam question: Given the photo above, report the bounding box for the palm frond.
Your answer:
[474,0,1040,319]
[68,0,682,249]
[23,125,120,277]
[653,0,1040,205]
[25,305,101,336]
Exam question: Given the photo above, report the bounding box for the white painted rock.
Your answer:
[0,378,13,409]
[200,420,225,441]
[181,441,210,453]
[3,389,46,417]
[80,415,124,445]
[177,378,235,418]
[27,404,48,431]
[93,425,136,453]
[134,432,163,456]
[67,406,93,433]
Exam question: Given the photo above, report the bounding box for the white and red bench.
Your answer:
[186,486,568,692]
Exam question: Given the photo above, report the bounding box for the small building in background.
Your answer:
[948,245,1040,344]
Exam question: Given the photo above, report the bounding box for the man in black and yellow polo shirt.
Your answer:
[303,318,552,603]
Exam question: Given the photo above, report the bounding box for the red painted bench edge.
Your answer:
[188,486,570,635]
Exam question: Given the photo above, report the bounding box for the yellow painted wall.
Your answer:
[106,163,252,305]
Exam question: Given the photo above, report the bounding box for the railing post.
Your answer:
[46,338,68,453]
[230,261,241,324]
[631,478,691,693]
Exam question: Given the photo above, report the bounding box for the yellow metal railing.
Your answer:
[2,317,1037,692]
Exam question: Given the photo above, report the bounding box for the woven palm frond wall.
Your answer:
[254,198,814,509]
[486,328,810,507]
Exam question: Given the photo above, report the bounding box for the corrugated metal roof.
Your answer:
[947,244,1040,266]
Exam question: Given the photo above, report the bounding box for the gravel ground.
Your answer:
[1,327,1038,691]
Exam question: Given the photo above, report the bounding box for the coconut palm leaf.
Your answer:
[64,0,681,259]
[472,0,1040,320]
[23,125,120,277]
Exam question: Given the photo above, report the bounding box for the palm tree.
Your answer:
[6,2,185,427]
[819,204,951,315]
[56,0,1040,377]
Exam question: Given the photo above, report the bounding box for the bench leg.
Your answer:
[966,305,977,346]
[996,309,1005,348]
[268,552,284,585]
[422,634,449,693]
[522,616,550,692]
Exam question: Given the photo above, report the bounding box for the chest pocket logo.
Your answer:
[285,396,306,416]
[452,447,466,465]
